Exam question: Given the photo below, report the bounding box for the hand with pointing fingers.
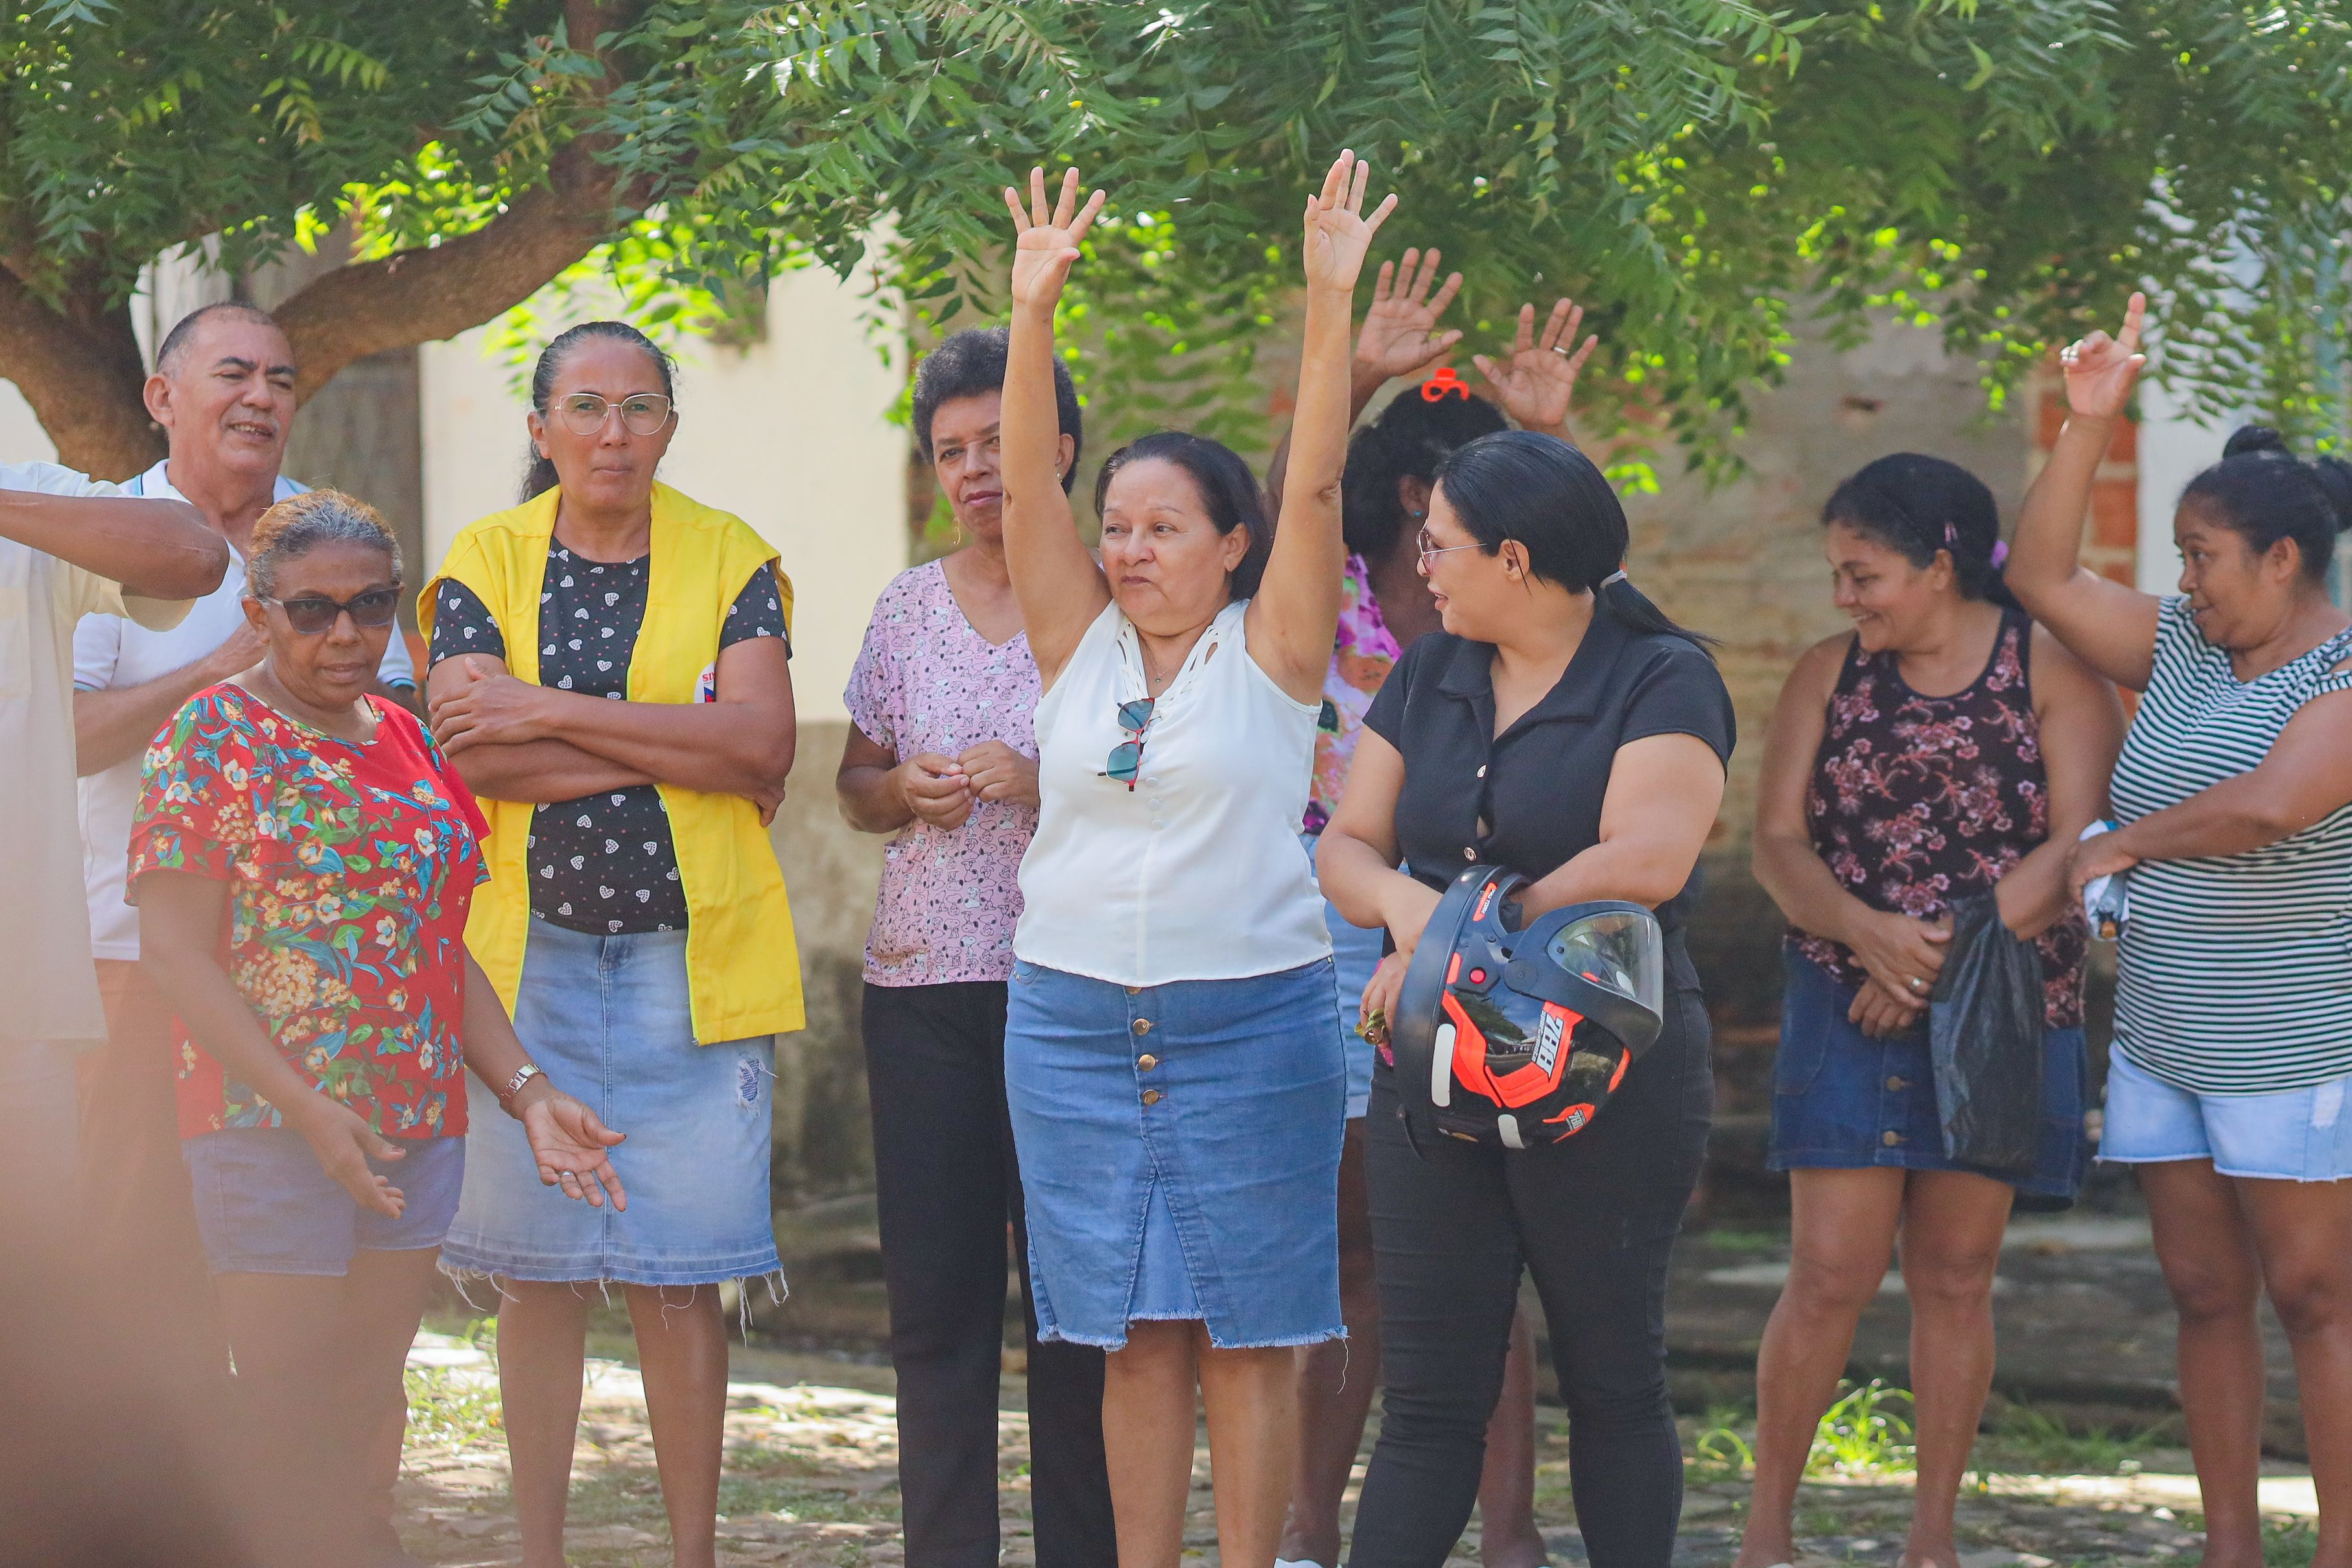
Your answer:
[1004,167,1107,314]
[2058,290,2147,421]
[1473,298,1597,437]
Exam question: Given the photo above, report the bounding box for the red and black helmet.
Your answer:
[1391,867,1666,1151]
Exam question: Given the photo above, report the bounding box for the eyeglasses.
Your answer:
[1106,697,1155,790]
[1417,526,1483,566]
[552,392,675,436]
[261,588,403,636]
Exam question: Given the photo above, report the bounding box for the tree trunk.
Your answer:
[0,266,165,480]
[0,0,636,480]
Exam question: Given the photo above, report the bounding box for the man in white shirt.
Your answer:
[0,460,221,1245]
[67,302,417,1354]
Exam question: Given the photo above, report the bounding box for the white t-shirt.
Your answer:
[72,461,416,959]
[1017,599,1332,985]
[0,461,196,1047]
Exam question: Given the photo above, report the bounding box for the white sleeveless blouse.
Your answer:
[1017,598,1332,985]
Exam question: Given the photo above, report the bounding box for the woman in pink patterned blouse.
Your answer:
[834,327,1114,1565]
[1264,252,1599,1568]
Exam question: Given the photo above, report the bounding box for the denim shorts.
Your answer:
[182,1128,465,1276]
[1005,955,1347,1350]
[2101,1048,2352,1181]
[1767,952,2087,1200]
[441,920,781,1287]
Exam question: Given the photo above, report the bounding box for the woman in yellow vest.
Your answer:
[421,320,801,1568]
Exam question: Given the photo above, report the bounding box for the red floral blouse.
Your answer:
[128,685,490,1139]
[1795,611,2087,1028]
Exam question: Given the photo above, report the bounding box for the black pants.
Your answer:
[1348,986,1714,1568]
[862,981,1116,1567]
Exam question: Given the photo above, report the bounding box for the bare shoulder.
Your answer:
[1782,631,1852,702]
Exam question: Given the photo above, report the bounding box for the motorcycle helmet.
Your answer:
[1390,867,1665,1151]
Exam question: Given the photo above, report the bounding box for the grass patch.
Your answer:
[405,1364,502,1450]
[1975,1400,2176,1475]
[2266,1519,2319,1567]
[1699,1228,1790,1254]
[1807,1381,1915,1477]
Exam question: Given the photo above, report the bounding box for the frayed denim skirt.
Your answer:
[441,919,781,1288]
[1005,956,1347,1350]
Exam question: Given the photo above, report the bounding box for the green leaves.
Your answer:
[2,0,2347,474]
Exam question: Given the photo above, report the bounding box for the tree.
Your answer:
[768,0,2352,464]
[1,0,790,475]
[5,1,2347,480]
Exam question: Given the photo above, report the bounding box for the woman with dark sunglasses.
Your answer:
[1319,432,1733,1567]
[420,320,802,1568]
[130,490,623,1568]
[994,153,1390,1565]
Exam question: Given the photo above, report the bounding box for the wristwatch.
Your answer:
[496,1062,545,1117]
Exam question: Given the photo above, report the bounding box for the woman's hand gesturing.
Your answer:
[1474,298,1597,436]
[1301,149,1398,296]
[518,1086,628,1210]
[2058,291,2147,420]
[1004,167,1107,313]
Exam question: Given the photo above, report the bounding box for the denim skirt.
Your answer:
[1005,956,1347,1350]
[1767,951,2087,1200]
[441,920,781,1287]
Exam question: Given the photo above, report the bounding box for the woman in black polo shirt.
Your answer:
[1319,430,1733,1567]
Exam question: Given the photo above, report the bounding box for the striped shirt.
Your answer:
[2110,598,2352,1094]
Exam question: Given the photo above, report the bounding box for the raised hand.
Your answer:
[1003,167,1107,312]
[1301,149,1398,296]
[1356,247,1464,384]
[1472,298,1597,436]
[2058,290,2146,420]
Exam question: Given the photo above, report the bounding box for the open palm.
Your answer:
[2060,290,2146,420]
[1356,247,1464,381]
[1301,150,1398,294]
[1003,166,1107,311]
[1473,298,1597,434]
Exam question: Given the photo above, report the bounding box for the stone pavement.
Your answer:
[394,1327,2325,1567]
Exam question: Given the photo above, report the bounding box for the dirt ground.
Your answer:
[395,1331,2325,1568]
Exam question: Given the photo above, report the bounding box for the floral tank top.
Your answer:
[1794,609,2086,1027]
[1304,553,1403,834]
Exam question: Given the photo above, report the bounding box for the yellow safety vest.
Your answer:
[421,483,805,1042]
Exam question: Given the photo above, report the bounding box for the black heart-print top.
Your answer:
[427,543,788,935]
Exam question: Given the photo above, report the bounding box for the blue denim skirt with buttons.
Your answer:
[1767,950,2087,1200]
[1004,956,1348,1350]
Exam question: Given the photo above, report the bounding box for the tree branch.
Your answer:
[0,262,162,479]
[272,0,637,403]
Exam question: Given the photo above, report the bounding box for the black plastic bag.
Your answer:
[1927,891,2045,1176]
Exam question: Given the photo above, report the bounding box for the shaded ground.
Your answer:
[395,1327,2325,1568]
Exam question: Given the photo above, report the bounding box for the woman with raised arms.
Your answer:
[993,153,1390,1567]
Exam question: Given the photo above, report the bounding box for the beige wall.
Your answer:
[416,263,911,723]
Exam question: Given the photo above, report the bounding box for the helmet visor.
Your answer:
[1543,907,1664,1020]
